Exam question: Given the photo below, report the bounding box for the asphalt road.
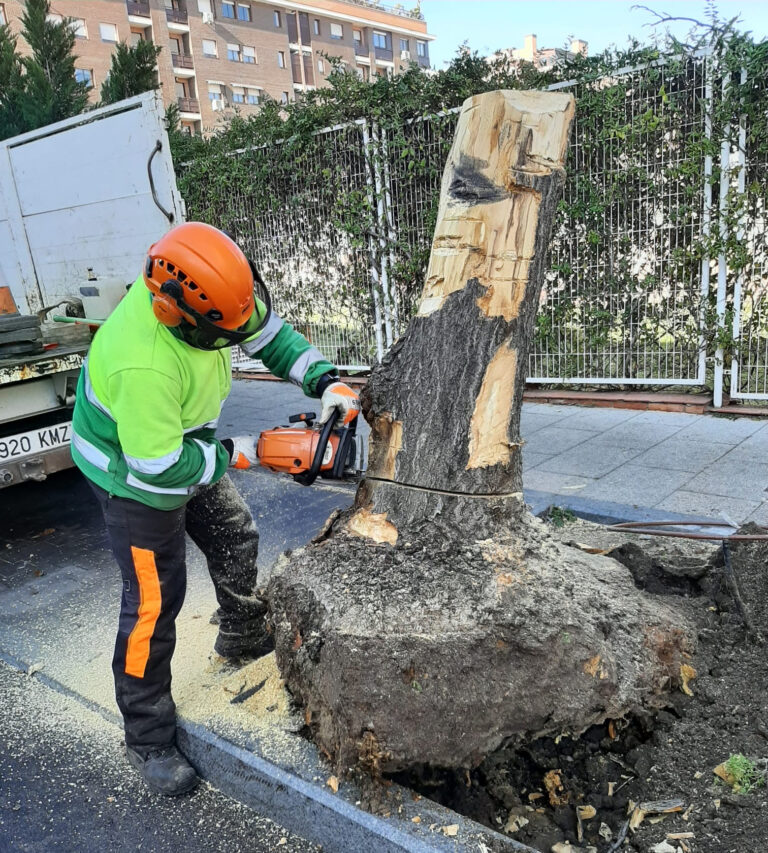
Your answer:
[0,659,320,853]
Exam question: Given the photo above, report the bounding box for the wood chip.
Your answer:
[326,775,339,793]
[680,663,697,696]
[667,832,695,840]
[544,769,569,806]
[607,781,616,796]
[528,791,544,801]
[411,816,421,824]
[441,824,459,837]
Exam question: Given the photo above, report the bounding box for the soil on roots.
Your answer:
[389,520,768,853]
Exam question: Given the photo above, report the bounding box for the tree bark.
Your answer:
[267,90,696,773]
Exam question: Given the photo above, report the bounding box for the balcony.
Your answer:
[417,53,429,68]
[177,97,199,113]
[126,1,150,16]
[166,7,188,24]
[354,41,368,57]
[172,53,194,69]
[374,46,393,62]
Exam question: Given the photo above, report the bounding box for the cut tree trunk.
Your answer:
[267,90,696,773]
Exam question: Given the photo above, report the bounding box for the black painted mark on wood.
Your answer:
[449,154,508,205]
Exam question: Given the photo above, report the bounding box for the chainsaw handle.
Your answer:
[293,409,339,487]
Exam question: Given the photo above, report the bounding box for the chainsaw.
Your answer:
[256,409,359,486]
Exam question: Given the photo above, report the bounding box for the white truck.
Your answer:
[0,92,184,488]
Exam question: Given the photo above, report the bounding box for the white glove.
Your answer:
[319,381,361,425]
[226,436,258,470]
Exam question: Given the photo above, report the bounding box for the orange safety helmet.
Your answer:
[143,222,270,349]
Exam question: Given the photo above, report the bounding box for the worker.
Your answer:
[70,222,360,796]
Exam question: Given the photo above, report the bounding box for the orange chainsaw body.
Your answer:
[257,426,340,476]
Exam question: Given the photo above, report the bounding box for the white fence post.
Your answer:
[362,122,385,361]
[371,123,394,349]
[728,68,748,400]
[697,58,714,387]
[713,74,732,409]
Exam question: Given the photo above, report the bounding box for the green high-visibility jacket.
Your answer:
[71,275,336,510]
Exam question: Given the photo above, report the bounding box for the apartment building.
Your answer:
[492,34,588,72]
[0,0,434,135]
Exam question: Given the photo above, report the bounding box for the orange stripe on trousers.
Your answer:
[125,546,162,678]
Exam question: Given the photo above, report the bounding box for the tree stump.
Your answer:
[268,90,695,773]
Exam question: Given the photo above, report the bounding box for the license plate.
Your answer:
[0,421,71,461]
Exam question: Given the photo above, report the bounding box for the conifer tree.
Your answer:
[100,39,162,105]
[0,24,26,139]
[19,0,89,130]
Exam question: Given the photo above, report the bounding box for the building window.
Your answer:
[99,22,118,43]
[75,68,93,89]
[221,1,235,18]
[313,18,320,36]
[208,83,223,101]
[237,3,250,21]
[227,42,240,61]
[72,18,88,38]
[131,30,143,46]
[329,22,342,39]
[317,58,324,73]
[417,40,426,57]
[399,38,409,52]
[232,86,245,103]
[47,12,63,23]
[277,51,285,68]
[243,45,256,63]
[202,38,218,58]
[372,31,387,49]
[0,5,5,26]
[247,89,259,104]
[273,10,281,27]
[281,91,289,104]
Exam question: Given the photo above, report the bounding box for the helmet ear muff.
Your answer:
[152,278,185,327]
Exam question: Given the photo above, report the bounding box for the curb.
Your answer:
[177,720,537,853]
[524,488,727,530]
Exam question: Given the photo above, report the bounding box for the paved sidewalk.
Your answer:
[522,402,768,526]
[224,379,768,527]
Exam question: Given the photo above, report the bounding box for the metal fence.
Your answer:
[728,66,768,402]
[178,53,768,403]
[533,55,711,384]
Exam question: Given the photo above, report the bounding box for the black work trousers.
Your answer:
[90,474,265,750]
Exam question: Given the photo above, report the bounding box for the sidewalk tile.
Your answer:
[598,421,685,449]
[745,502,768,526]
[629,411,702,428]
[521,403,573,419]
[681,459,768,501]
[578,464,693,505]
[522,450,552,471]
[552,407,641,431]
[711,427,768,457]
[655,490,760,524]
[521,412,567,435]
[674,416,767,444]
[536,440,644,477]
[632,438,732,473]
[524,426,597,455]
[523,468,595,495]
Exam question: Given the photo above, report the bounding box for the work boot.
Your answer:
[214,615,274,660]
[126,744,200,796]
